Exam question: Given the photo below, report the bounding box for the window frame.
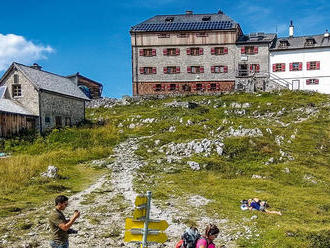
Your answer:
[12,84,22,97]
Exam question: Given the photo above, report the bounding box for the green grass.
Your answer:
[0,90,329,247]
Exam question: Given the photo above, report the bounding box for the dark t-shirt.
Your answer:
[49,208,68,244]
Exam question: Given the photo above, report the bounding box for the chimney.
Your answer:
[289,20,294,37]
[185,10,193,15]
[30,63,42,70]
[218,10,224,14]
[324,29,329,38]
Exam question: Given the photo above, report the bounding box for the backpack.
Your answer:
[175,227,203,248]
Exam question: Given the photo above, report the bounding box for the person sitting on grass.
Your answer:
[248,198,282,215]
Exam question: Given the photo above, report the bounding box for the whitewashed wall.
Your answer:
[269,48,330,94]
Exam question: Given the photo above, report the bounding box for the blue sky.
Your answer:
[0,0,329,98]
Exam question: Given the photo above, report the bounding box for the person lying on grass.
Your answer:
[248,198,282,215]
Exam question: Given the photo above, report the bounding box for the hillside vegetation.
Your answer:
[0,90,329,247]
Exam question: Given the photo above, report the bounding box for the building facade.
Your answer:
[0,63,90,135]
[269,27,330,94]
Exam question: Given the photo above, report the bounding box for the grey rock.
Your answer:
[41,165,58,179]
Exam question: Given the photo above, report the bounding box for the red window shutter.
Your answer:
[211,66,215,73]
[176,84,180,90]
[315,79,319,84]
[163,49,168,56]
[256,64,260,72]
[187,66,192,73]
[161,85,165,91]
[192,84,197,90]
[254,46,258,54]
[186,48,191,55]
[250,64,253,71]
[316,61,320,69]
[152,49,156,56]
[207,84,211,90]
[176,66,180,73]
[152,84,157,90]
[241,47,245,54]
[176,48,180,55]
[211,48,215,55]
[152,67,157,74]
[299,62,302,71]
[139,67,144,74]
[200,66,204,73]
[163,67,168,74]
[307,62,311,70]
[272,64,276,72]
[202,84,206,90]
[216,83,220,90]
[289,63,293,71]
[199,48,203,55]
[306,79,310,85]
[224,47,228,54]
[282,63,286,71]
[224,66,228,73]
[167,84,171,90]
[139,49,144,56]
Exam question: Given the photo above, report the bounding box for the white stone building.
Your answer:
[269,22,330,94]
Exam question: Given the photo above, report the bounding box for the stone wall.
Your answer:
[1,68,39,115]
[39,91,85,132]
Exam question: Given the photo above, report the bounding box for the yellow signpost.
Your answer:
[124,192,169,248]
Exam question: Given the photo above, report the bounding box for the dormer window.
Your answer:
[305,38,315,47]
[165,17,174,22]
[279,40,289,48]
[202,16,211,21]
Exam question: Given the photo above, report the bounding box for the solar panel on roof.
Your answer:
[131,21,234,32]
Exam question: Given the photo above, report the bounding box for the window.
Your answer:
[241,46,258,54]
[163,48,180,56]
[238,64,249,77]
[250,64,260,73]
[307,61,320,70]
[187,66,204,74]
[182,84,191,92]
[196,83,203,91]
[55,116,62,128]
[139,49,156,57]
[65,117,71,126]
[211,66,228,73]
[153,84,162,91]
[12,84,21,97]
[158,33,170,38]
[202,16,211,21]
[305,38,315,47]
[306,79,319,85]
[14,74,19,84]
[272,63,286,72]
[279,40,289,48]
[177,33,188,38]
[211,47,228,55]
[289,62,302,71]
[45,116,50,123]
[187,47,203,56]
[164,66,180,74]
[140,67,156,74]
[209,83,217,91]
[196,32,208,37]
[165,17,174,22]
[168,84,176,91]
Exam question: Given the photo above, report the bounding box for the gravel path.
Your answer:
[1,137,253,248]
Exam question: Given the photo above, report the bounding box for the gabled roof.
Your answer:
[0,99,37,116]
[237,33,277,44]
[270,34,330,51]
[130,12,240,32]
[0,63,90,100]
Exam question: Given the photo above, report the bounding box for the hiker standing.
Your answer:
[49,195,80,248]
[196,224,220,248]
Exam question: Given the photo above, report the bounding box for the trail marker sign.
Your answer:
[124,191,169,248]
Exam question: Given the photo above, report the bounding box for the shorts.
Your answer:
[50,241,69,248]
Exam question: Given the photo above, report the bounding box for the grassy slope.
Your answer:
[0,90,329,247]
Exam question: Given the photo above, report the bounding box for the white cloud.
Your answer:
[0,33,54,71]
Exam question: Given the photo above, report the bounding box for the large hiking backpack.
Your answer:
[175,227,201,248]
